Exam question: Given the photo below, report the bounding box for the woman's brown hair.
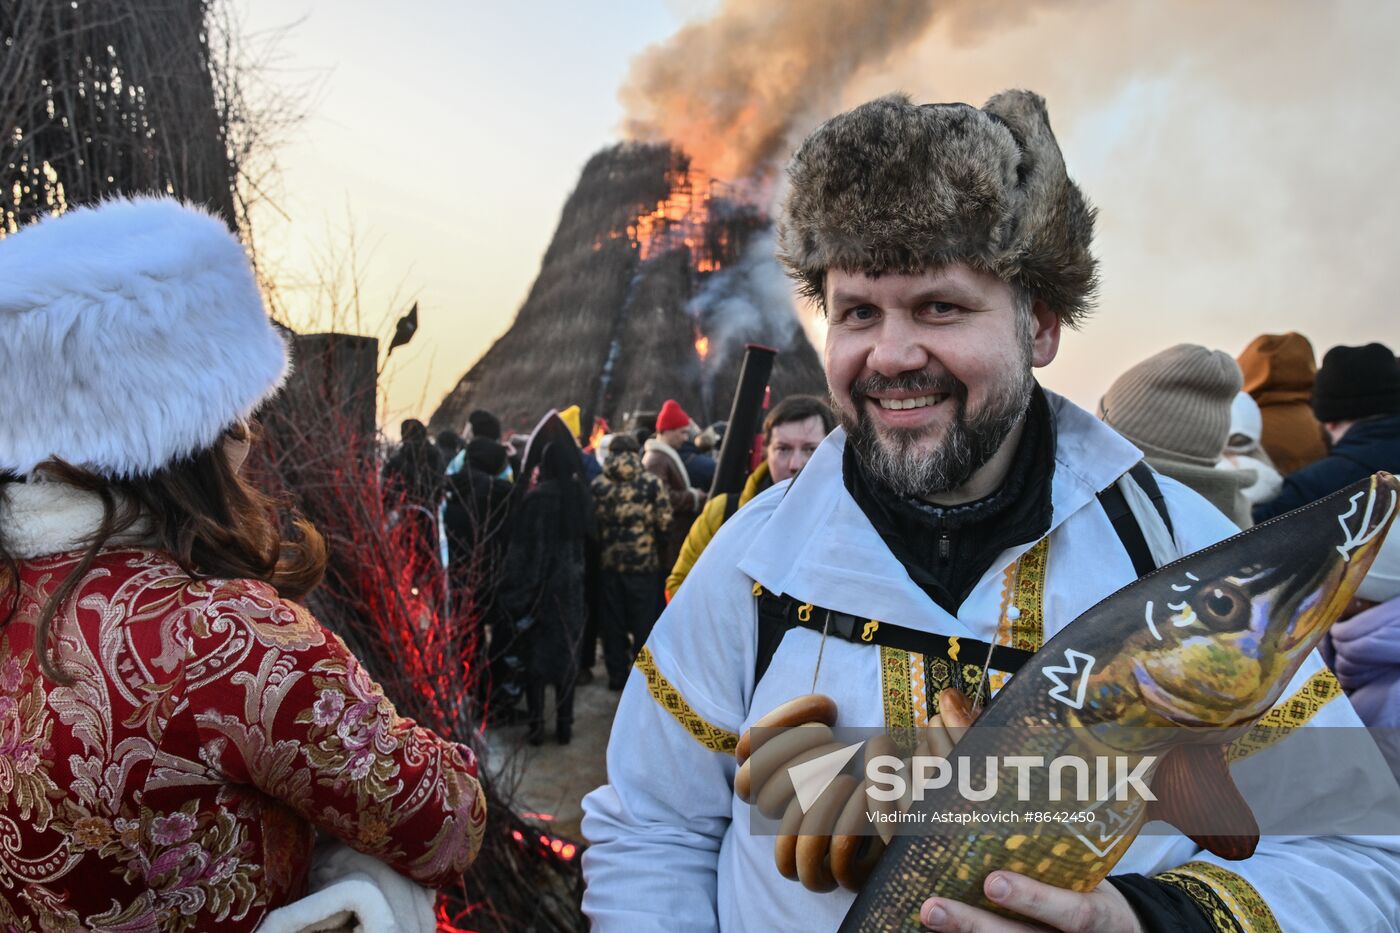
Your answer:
[0,422,327,682]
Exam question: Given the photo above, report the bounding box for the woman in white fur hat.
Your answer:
[0,198,485,932]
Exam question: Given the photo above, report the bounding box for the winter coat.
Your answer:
[500,480,587,684]
[642,438,704,512]
[1254,414,1400,522]
[591,451,672,575]
[0,481,486,932]
[665,461,772,597]
[642,438,707,570]
[382,439,446,508]
[1239,333,1330,474]
[582,391,1400,932]
[677,439,717,492]
[1322,596,1400,729]
[443,464,514,621]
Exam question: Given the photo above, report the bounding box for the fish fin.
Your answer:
[1147,744,1259,860]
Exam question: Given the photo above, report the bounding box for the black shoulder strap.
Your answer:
[754,589,793,684]
[1097,461,1173,579]
[751,588,1033,688]
[1127,461,1174,538]
[723,491,740,523]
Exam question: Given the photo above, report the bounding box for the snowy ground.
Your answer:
[484,677,622,841]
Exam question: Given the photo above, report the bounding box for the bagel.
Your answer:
[795,773,858,892]
[830,775,889,890]
[743,723,834,805]
[735,694,838,763]
[734,757,754,802]
[773,795,806,880]
[755,739,848,819]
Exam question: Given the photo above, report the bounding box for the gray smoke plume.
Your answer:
[619,0,939,180]
[628,1,1399,409]
[690,230,800,365]
[689,229,812,413]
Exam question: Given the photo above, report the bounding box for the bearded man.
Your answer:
[581,92,1400,931]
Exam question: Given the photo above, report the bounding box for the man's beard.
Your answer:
[837,363,1034,499]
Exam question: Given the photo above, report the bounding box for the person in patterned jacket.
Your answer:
[0,198,486,932]
[591,434,672,690]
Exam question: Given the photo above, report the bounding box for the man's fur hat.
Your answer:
[777,90,1097,326]
[0,196,289,477]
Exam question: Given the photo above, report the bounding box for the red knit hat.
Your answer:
[656,399,690,433]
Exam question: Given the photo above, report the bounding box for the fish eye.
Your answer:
[1197,582,1250,631]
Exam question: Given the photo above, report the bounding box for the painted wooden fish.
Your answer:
[840,472,1399,931]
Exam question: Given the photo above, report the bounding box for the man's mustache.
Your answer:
[849,371,967,406]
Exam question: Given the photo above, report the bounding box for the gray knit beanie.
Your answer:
[1099,344,1244,467]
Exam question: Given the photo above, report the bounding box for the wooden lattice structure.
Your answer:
[1,0,242,232]
[431,142,824,436]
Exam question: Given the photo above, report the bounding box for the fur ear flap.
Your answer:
[983,89,1099,324]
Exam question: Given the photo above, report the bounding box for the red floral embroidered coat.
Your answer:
[0,549,487,932]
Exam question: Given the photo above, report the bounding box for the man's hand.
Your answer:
[920,872,1144,932]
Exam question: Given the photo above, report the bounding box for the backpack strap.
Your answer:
[723,491,740,523]
[751,587,1033,688]
[1126,461,1174,538]
[1097,461,1177,578]
[754,586,794,684]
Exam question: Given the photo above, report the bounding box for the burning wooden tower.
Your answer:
[430,143,825,436]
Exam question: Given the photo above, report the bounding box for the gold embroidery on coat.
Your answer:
[1156,861,1280,933]
[1227,668,1342,762]
[634,646,738,754]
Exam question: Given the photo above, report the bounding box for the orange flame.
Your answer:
[587,417,609,451]
[695,334,710,361]
[594,153,745,273]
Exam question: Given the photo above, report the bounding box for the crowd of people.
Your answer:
[381,393,839,747]
[1096,335,1400,730]
[381,330,1400,759]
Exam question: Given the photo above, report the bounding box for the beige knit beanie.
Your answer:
[1099,344,1244,467]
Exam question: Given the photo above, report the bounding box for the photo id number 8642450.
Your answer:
[1025,811,1097,823]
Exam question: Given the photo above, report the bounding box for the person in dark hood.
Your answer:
[437,429,467,474]
[384,418,445,506]
[383,418,446,571]
[501,440,590,744]
[444,437,517,716]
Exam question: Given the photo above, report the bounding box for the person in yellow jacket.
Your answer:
[666,395,833,598]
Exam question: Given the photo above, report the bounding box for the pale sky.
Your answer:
[238,0,1397,426]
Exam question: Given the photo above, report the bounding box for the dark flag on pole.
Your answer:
[386,302,419,357]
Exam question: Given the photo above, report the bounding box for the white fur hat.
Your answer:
[0,197,289,477]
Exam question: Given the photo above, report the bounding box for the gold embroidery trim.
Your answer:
[1156,861,1280,933]
[1012,537,1048,651]
[634,646,738,754]
[991,537,1049,691]
[880,646,917,753]
[910,651,929,729]
[1227,668,1342,762]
